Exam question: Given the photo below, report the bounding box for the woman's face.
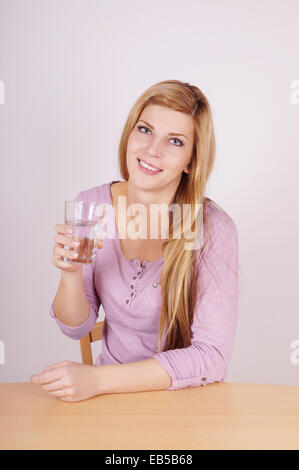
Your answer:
[126,104,195,194]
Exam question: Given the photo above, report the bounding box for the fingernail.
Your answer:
[65,228,73,234]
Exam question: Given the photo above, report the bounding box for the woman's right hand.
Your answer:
[52,224,103,273]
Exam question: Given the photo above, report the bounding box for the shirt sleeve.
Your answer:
[49,190,101,340]
[153,211,239,391]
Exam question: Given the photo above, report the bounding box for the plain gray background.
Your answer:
[0,0,298,384]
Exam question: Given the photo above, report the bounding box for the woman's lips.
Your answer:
[137,158,162,173]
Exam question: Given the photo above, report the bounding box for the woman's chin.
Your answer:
[129,169,161,186]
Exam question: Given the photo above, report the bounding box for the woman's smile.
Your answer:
[137,157,163,175]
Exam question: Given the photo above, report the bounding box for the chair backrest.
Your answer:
[80,321,104,365]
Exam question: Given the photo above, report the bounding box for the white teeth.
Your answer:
[139,159,160,172]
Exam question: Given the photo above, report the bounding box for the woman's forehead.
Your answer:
[139,104,194,137]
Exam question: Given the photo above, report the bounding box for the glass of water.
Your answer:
[64,200,99,264]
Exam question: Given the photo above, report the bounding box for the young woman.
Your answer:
[30,80,239,402]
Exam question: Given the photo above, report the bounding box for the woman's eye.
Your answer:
[137,125,184,146]
[170,138,183,146]
[137,125,150,134]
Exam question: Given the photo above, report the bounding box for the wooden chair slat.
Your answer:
[80,320,104,365]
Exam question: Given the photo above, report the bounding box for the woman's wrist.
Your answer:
[94,364,111,395]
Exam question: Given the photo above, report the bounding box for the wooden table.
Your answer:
[1,381,299,450]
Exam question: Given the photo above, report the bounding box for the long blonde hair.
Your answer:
[118,79,217,353]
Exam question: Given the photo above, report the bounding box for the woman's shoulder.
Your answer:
[203,197,238,239]
[73,180,121,205]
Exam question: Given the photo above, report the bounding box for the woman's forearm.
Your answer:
[53,269,90,327]
[96,358,172,394]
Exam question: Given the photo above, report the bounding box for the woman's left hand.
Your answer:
[30,360,103,402]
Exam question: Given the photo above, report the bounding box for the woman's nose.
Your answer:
[146,137,163,156]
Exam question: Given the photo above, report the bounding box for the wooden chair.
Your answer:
[80,321,104,365]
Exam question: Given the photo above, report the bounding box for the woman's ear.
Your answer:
[183,165,191,175]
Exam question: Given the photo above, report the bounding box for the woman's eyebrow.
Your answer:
[138,119,189,140]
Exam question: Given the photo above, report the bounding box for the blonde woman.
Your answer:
[30,80,239,402]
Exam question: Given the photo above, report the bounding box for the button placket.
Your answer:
[128,278,136,303]
[125,263,146,307]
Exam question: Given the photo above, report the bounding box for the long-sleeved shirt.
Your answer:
[50,180,239,391]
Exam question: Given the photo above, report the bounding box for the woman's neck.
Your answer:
[125,179,178,210]
[122,179,180,240]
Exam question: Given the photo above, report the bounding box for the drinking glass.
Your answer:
[64,200,100,264]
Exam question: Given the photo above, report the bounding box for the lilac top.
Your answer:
[50,180,239,391]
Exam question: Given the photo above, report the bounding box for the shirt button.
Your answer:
[137,271,141,275]
[202,377,207,381]
[153,283,158,288]
[133,276,137,280]
[130,284,134,289]
[130,292,134,297]
[125,299,129,304]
